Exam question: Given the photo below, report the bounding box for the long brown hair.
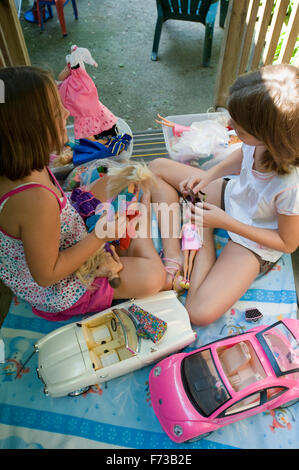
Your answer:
[0,66,64,180]
[227,64,299,175]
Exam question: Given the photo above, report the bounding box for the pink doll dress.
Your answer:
[181,223,202,251]
[58,66,117,139]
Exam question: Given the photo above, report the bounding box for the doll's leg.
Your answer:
[185,240,260,326]
[187,250,197,282]
[58,65,71,81]
[183,250,189,281]
[179,251,189,289]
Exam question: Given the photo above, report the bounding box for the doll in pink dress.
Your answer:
[180,204,202,289]
[58,45,118,140]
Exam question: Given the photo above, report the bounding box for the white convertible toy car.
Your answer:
[35,291,196,397]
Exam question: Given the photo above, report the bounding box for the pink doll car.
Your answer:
[149,319,299,443]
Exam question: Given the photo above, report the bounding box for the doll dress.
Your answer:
[58,66,117,140]
[181,224,201,251]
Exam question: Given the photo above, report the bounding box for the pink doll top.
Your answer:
[58,46,117,139]
[181,223,202,251]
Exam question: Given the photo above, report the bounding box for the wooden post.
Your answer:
[0,24,13,66]
[238,0,260,74]
[278,0,299,64]
[263,0,289,65]
[0,0,30,66]
[250,0,274,70]
[0,49,6,68]
[214,0,249,109]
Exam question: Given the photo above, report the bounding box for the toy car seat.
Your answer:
[219,342,251,376]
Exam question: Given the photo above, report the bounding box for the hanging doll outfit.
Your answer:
[58,45,118,140]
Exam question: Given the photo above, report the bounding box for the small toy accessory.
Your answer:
[245,308,263,323]
[128,304,167,343]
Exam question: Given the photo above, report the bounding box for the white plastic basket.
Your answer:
[162,111,229,162]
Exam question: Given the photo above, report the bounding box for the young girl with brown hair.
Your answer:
[150,63,299,326]
[0,66,165,321]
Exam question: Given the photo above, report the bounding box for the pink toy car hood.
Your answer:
[150,353,202,422]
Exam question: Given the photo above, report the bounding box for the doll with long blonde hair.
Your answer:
[75,162,156,288]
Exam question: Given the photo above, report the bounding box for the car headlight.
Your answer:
[173,425,183,437]
[154,366,162,376]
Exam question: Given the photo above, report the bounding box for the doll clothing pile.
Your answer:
[72,135,132,166]
[128,304,167,343]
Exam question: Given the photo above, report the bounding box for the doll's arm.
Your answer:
[58,64,71,81]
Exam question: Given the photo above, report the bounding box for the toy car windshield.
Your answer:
[257,321,299,377]
[181,349,230,417]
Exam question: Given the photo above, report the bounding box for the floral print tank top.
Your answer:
[0,170,88,312]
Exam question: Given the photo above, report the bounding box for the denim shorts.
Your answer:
[220,178,277,275]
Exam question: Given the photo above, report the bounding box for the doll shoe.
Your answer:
[180,279,190,290]
[162,258,185,295]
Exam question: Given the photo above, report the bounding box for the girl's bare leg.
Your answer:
[148,164,259,325]
[149,158,205,191]
[90,177,166,299]
[149,159,204,287]
[150,175,182,288]
[186,240,260,326]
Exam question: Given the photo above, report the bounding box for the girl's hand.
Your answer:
[189,201,230,230]
[94,212,128,241]
[179,172,213,197]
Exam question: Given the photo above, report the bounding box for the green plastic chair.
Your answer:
[151,0,228,67]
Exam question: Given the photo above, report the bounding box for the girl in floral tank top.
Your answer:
[0,175,91,316]
[0,66,165,321]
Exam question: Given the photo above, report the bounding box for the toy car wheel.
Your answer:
[186,432,212,443]
[68,386,91,397]
[280,398,299,409]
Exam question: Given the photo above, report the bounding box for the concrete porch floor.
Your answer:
[0,0,298,324]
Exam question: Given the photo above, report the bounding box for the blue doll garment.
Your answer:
[72,134,132,165]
